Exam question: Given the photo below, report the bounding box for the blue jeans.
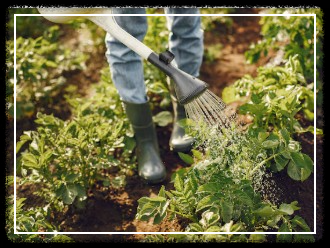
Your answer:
[105,8,204,103]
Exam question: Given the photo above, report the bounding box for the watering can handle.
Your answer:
[89,14,154,60]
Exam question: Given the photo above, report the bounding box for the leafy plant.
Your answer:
[16,69,136,212]
[245,8,323,106]
[223,55,320,134]
[136,122,314,241]
[6,26,87,119]
[6,176,73,242]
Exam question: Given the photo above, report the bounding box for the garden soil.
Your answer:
[9,9,323,242]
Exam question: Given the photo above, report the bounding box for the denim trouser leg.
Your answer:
[165,8,204,77]
[105,8,203,103]
[105,8,148,104]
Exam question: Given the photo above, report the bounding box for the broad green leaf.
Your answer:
[187,223,204,232]
[274,154,290,171]
[222,86,239,104]
[279,128,290,145]
[287,161,301,181]
[178,152,194,165]
[277,222,292,242]
[233,190,253,207]
[251,93,263,104]
[249,233,266,242]
[147,196,166,202]
[262,140,279,149]
[153,111,172,127]
[302,154,313,171]
[279,203,298,215]
[290,152,306,169]
[16,132,33,154]
[291,215,311,232]
[220,200,233,223]
[191,149,203,160]
[196,195,218,212]
[59,184,78,205]
[197,183,222,194]
[254,205,276,218]
[21,153,39,169]
[258,131,269,142]
[288,152,313,181]
[205,225,221,232]
[200,208,220,228]
[65,173,79,183]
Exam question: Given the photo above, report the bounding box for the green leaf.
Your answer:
[233,190,253,207]
[279,128,291,145]
[220,200,233,223]
[287,161,301,181]
[191,149,203,160]
[288,152,313,181]
[205,225,221,232]
[249,233,266,242]
[170,168,188,183]
[277,222,292,242]
[291,215,311,232]
[174,173,184,192]
[16,132,33,154]
[196,195,218,212]
[262,140,279,149]
[153,111,173,127]
[254,205,276,218]
[188,223,204,232]
[274,154,290,171]
[258,131,269,142]
[197,183,223,194]
[251,93,263,104]
[279,203,298,215]
[200,208,220,228]
[58,184,78,205]
[178,152,194,165]
[21,153,39,169]
[293,234,315,243]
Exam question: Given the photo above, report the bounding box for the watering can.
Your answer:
[37,7,208,104]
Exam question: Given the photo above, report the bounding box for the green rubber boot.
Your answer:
[167,78,194,152]
[123,101,166,184]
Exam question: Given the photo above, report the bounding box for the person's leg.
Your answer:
[105,8,148,103]
[165,8,204,152]
[165,8,204,77]
[105,8,166,183]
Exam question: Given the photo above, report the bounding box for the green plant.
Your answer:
[204,43,223,63]
[6,176,73,242]
[136,121,314,241]
[16,69,135,212]
[7,8,56,39]
[223,55,320,135]
[6,26,87,119]
[200,8,234,32]
[245,8,323,107]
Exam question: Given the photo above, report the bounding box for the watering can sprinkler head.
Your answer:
[147,51,208,105]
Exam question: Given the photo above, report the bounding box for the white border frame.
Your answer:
[13,12,317,235]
